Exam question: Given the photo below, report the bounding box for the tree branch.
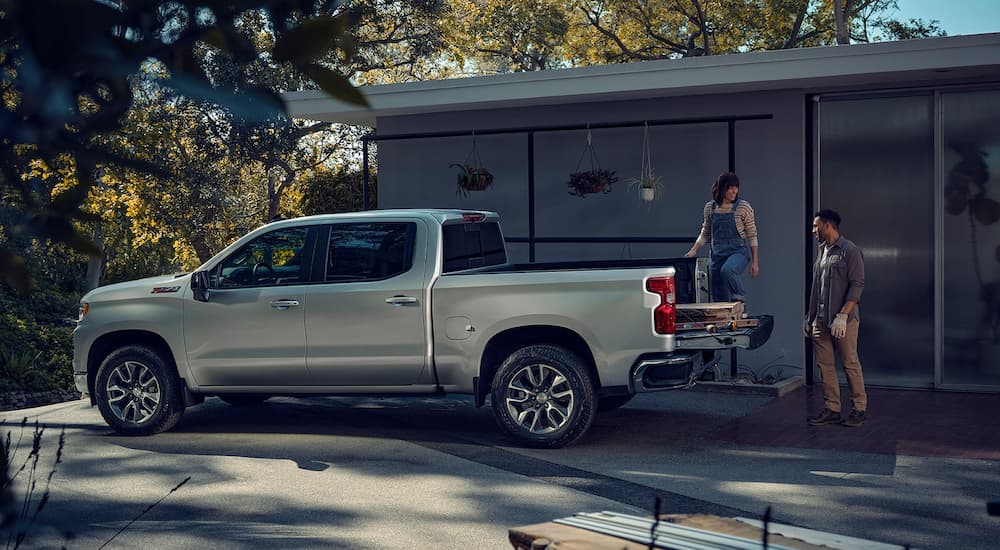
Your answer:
[782,0,810,49]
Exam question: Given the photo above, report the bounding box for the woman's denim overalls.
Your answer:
[709,200,750,302]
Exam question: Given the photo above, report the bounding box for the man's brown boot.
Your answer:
[841,410,867,427]
[807,408,841,426]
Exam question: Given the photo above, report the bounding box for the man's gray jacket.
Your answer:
[807,236,865,328]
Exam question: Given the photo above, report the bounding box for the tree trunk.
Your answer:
[190,234,214,266]
[83,221,105,292]
[267,173,278,222]
[834,0,850,44]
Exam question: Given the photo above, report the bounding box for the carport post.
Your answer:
[362,136,370,210]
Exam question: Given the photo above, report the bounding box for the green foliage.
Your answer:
[0,349,47,393]
[0,194,81,392]
[1,0,369,294]
[448,0,952,69]
[447,0,573,72]
[299,167,377,215]
[876,18,946,41]
[0,310,76,394]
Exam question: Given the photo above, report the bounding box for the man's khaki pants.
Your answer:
[811,318,868,414]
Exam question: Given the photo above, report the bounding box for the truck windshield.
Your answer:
[442,221,506,272]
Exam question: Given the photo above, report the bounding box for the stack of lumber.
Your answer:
[510,512,899,550]
[676,301,758,331]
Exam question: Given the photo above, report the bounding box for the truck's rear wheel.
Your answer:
[94,345,185,436]
[490,344,596,448]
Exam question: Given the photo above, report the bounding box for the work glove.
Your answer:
[831,313,848,339]
[803,319,812,339]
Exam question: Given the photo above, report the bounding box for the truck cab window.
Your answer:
[217,227,307,288]
[442,222,506,273]
[325,222,415,282]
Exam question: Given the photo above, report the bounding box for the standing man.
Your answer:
[805,209,868,427]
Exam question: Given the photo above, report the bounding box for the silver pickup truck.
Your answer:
[74,209,771,447]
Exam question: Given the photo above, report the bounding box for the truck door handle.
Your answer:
[270,299,301,310]
[385,295,418,306]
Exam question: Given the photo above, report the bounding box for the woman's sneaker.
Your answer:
[807,408,841,426]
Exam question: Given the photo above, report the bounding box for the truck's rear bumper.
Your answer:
[629,350,719,393]
[628,315,773,393]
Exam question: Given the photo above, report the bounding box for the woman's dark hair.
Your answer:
[711,172,740,205]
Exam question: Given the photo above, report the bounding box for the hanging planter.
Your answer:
[567,126,617,197]
[628,122,664,203]
[452,131,494,198]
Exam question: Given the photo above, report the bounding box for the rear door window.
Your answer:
[442,221,506,273]
[324,222,416,282]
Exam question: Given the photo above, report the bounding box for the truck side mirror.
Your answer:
[191,270,210,302]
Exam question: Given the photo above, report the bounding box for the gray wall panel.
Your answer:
[375,90,806,376]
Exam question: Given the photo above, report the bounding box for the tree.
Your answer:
[1,0,368,295]
[299,165,377,215]
[173,1,445,228]
[568,0,945,64]
[446,0,574,72]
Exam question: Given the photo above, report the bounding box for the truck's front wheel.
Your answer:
[490,345,596,448]
[94,346,185,436]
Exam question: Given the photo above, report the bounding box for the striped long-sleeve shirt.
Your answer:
[693,200,759,248]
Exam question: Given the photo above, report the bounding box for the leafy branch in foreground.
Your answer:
[1,0,369,295]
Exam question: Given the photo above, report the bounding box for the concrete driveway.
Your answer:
[2,389,997,549]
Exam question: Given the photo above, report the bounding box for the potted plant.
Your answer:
[567,127,617,197]
[568,168,617,197]
[453,132,494,198]
[452,163,494,197]
[627,122,663,202]
[629,173,663,202]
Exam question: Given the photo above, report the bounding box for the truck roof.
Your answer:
[265,209,500,227]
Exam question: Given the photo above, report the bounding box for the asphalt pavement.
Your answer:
[2,387,997,549]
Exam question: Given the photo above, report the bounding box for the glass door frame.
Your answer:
[935,84,1000,392]
[810,83,1000,393]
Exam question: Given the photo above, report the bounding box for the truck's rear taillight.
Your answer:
[462,213,485,222]
[646,276,676,335]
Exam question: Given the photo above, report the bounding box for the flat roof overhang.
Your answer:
[285,33,1000,127]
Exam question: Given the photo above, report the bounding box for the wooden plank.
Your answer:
[509,514,841,550]
[508,521,650,550]
[676,301,744,322]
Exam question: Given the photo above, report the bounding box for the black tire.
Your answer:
[490,344,596,448]
[597,394,634,413]
[219,394,271,407]
[94,345,185,436]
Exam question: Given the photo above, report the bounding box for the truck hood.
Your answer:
[82,273,191,303]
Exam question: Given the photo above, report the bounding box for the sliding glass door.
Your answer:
[940,89,1000,387]
[816,94,935,387]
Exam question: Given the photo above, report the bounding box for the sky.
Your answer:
[894,0,1000,36]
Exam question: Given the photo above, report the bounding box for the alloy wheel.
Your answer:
[504,363,575,434]
[105,360,161,424]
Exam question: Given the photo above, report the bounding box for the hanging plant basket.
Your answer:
[627,121,664,203]
[567,127,617,197]
[453,131,494,198]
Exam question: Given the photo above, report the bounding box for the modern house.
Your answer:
[285,33,1000,392]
